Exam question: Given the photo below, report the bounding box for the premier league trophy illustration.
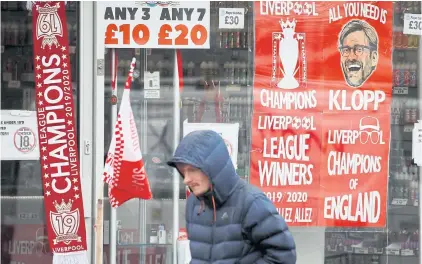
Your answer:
[277,18,299,89]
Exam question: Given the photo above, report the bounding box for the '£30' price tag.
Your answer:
[105,23,208,48]
[404,13,422,36]
[219,8,245,29]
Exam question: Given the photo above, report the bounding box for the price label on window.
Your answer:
[393,86,408,95]
[391,198,408,206]
[404,13,422,35]
[219,8,244,29]
[98,2,210,49]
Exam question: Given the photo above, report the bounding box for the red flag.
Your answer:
[103,58,152,207]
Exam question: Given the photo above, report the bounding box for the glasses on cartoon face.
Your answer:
[338,44,373,57]
[360,130,382,144]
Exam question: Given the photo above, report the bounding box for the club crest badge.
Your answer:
[50,199,81,245]
[36,2,63,49]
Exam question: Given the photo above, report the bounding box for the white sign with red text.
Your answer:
[0,110,39,160]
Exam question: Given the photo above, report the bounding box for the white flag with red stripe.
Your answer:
[103,58,152,207]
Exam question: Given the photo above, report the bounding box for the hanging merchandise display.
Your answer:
[29,1,89,263]
[250,1,393,227]
[103,58,153,207]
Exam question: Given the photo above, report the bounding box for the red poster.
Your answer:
[319,2,392,227]
[322,2,393,114]
[251,1,392,227]
[253,1,325,114]
[319,113,390,227]
[250,112,322,226]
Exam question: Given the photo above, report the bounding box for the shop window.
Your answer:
[100,3,255,262]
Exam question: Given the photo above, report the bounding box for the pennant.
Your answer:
[103,58,153,207]
[29,1,88,263]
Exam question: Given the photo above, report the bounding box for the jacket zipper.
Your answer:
[211,220,215,263]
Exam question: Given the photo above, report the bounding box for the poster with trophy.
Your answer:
[251,1,325,227]
[250,1,392,227]
[253,1,324,115]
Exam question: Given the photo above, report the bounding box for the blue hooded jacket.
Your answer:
[168,130,296,264]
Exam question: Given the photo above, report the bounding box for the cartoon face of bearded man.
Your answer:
[338,20,379,88]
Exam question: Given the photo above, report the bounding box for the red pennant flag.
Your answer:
[103,58,153,207]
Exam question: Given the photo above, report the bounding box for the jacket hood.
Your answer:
[167,130,239,206]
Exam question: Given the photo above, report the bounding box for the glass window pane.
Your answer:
[103,48,178,263]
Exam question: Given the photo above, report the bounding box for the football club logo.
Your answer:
[36,2,63,49]
[50,199,81,245]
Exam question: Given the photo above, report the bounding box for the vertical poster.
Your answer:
[250,1,393,227]
[251,1,325,226]
[320,1,393,227]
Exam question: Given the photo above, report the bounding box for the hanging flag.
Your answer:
[103,58,153,207]
[29,1,88,263]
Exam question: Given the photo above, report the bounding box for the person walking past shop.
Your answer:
[167,130,296,264]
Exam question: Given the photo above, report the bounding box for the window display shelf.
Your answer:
[325,246,419,258]
[388,204,418,215]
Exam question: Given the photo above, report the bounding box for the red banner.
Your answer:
[250,112,322,226]
[251,1,392,227]
[32,1,87,253]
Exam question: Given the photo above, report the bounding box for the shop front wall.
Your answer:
[1,1,422,264]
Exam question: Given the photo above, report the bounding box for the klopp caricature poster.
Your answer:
[320,2,392,228]
[250,1,392,227]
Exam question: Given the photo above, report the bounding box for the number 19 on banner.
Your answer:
[105,23,209,48]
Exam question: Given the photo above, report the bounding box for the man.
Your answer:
[338,19,379,88]
[168,130,296,264]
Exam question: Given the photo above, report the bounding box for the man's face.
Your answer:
[340,30,378,87]
[176,163,211,196]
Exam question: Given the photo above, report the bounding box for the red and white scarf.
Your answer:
[103,58,153,207]
[30,1,88,263]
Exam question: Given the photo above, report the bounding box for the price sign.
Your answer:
[98,2,210,49]
[401,249,415,256]
[344,246,353,253]
[219,8,245,29]
[0,110,39,160]
[354,247,369,254]
[386,248,400,256]
[393,86,408,95]
[404,125,413,133]
[404,13,422,35]
[391,198,408,206]
[7,80,21,89]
